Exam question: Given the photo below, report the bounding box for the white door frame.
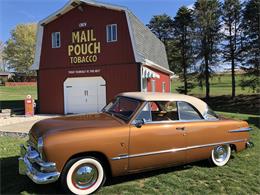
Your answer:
[63,76,106,114]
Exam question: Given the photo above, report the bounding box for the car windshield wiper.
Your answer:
[103,110,113,116]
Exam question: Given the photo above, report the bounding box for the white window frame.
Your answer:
[142,78,147,92]
[151,80,156,92]
[52,32,61,48]
[106,24,117,42]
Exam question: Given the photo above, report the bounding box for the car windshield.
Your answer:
[103,97,141,121]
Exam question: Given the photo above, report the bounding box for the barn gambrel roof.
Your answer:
[31,0,173,75]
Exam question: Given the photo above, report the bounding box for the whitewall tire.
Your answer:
[211,144,231,166]
[62,157,106,195]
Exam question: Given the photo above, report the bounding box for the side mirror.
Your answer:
[134,119,145,128]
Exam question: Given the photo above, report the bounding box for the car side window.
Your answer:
[135,103,152,122]
[150,102,159,111]
[135,101,179,122]
[177,101,202,120]
[152,101,179,121]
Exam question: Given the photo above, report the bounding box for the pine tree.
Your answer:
[147,14,174,44]
[193,0,222,99]
[240,0,260,93]
[222,0,242,98]
[147,14,179,73]
[173,6,194,94]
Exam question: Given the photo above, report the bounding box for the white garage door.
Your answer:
[64,77,106,114]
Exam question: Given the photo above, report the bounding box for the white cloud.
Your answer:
[186,3,194,10]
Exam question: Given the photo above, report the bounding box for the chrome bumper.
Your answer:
[246,141,254,148]
[18,144,60,184]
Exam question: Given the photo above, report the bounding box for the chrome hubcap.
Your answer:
[72,164,98,189]
[213,145,228,162]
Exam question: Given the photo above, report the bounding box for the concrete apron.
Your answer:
[0,115,60,136]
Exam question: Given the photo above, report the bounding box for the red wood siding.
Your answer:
[37,4,171,114]
[38,63,139,114]
[146,67,170,93]
[40,4,135,70]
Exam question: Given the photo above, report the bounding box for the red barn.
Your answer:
[32,0,174,114]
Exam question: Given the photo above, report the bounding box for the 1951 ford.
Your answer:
[19,92,253,194]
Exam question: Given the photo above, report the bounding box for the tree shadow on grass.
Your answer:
[0,156,60,194]
[106,160,212,187]
[0,156,219,194]
[248,117,260,128]
[202,94,260,115]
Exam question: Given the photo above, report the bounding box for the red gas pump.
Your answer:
[25,95,34,116]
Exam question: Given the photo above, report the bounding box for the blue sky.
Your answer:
[0,0,195,43]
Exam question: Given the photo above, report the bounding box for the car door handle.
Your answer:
[176,127,185,131]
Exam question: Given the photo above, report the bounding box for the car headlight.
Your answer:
[37,137,44,158]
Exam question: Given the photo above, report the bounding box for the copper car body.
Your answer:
[19,92,252,187]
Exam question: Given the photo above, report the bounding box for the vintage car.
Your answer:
[19,92,253,194]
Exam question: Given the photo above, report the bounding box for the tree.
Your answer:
[3,23,37,75]
[173,6,194,94]
[240,0,260,93]
[193,0,222,99]
[222,0,242,98]
[167,39,182,75]
[147,14,180,73]
[147,14,174,44]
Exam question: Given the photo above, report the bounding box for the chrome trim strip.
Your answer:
[111,139,246,160]
[143,119,219,125]
[111,154,129,160]
[228,127,252,133]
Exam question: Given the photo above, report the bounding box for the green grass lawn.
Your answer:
[172,74,258,97]
[0,112,259,194]
[0,74,257,101]
[0,86,37,101]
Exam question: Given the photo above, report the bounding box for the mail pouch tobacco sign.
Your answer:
[68,29,101,64]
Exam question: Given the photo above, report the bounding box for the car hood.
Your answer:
[30,113,124,139]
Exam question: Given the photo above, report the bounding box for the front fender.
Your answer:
[43,126,129,176]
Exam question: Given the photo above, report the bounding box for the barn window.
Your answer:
[151,80,156,92]
[52,32,60,48]
[162,82,166,93]
[106,24,117,42]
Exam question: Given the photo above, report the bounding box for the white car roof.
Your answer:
[118,92,208,117]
